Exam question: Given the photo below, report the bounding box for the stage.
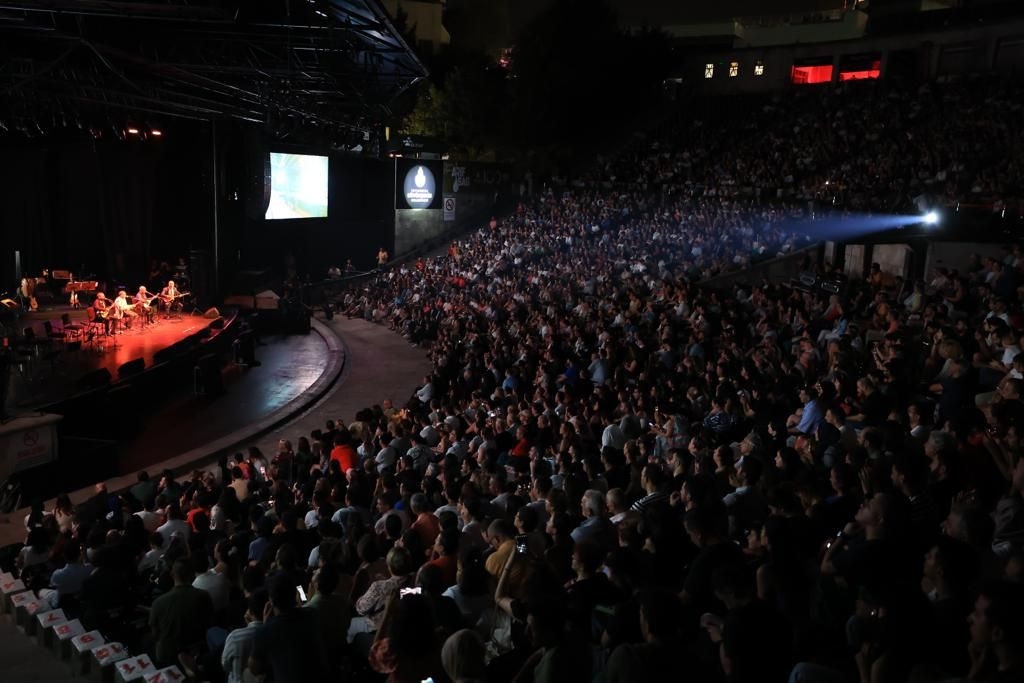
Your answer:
[4,306,232,413]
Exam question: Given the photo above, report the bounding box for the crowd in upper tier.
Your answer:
[9,73,1024,683]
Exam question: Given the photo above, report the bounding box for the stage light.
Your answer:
[126,126,140,135]
[151,129,162,137]
[923,211,939,226]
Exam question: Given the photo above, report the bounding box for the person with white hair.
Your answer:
[571,489,614,552]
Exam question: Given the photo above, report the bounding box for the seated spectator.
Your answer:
[220,590,268,683]
[149,559,214,666]
[442,544,493,627]
[249,573,329,682]
[369,592,445,683]
[305,564,352,672]
[442,629,487,683]
[354,546,416,634]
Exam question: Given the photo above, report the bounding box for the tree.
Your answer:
[402,60,508,161]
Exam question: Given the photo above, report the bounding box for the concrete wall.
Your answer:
[676,16,1024,95]
[395,209,444,256]
[872,243,913,280]
[844,244,866,280]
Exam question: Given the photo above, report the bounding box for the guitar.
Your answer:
[98,301,141,319]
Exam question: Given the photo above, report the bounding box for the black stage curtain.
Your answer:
[0,135,211,291]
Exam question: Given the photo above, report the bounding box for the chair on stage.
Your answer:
[43,320,65,346]
[26,326,62,375]
[62,313,84,343]
[84,307,107,347]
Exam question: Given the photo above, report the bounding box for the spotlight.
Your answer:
[126,126,140,135]
[923,211,939,226]
[150,129,162,137]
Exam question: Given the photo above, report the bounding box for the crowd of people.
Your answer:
[7,73,1024,683]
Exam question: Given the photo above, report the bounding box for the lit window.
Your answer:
[791,65,833,85]
[704,63,714,79]
[729,61,739,77]
[754,62,765,76]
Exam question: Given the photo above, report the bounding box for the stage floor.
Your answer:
[4,310,221,413]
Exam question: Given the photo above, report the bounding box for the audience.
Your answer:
[6,72,1024,683]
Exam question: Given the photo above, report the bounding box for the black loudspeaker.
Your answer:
[194,353,223,396]
[204,307,221,319]
[78,368,112,388]
[233,329,257,366]
[118,358,145,379]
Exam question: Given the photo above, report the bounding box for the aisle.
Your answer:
[241,315,432,455]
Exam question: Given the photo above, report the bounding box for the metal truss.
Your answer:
[0,0,427,134]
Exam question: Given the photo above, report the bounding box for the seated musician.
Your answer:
[94,292,114,334]
[134,286,156,324]
[161,280,181,313]
[114,290,137,329]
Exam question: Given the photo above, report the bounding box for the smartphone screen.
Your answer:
[400,587,422,598]
[297,586,307,603]
[515,534,528,555]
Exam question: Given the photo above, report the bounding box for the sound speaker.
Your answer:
[204,307,221,319]
[118,358,145,379]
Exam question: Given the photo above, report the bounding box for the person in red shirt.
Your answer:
[410,493,441,554]
[425,527,459,588]
[329,433,356,473]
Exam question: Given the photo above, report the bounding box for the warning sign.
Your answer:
[443,196,456,222]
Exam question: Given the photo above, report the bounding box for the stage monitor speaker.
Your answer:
[233,329,257,366]
[204,307,221,319]
[118,358,145,379]
[78,367,112,388]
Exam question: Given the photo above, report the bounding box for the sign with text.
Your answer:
[395,159,442,210]
[145,666,185,683]
[56,619,85,640]
[72,630,105,652]
[37,608,66,626]
[0,413,61,479]
[116,654,154,681]
[93,642,127,666]
[443,196,456,222]
[10,591,32,607]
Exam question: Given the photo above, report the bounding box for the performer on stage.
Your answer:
[114,290,137,329]
[94,292,115,334]
[161,280,183,314]
[134,286,157,324]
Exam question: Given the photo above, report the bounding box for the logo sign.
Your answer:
[403,165,436,208]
